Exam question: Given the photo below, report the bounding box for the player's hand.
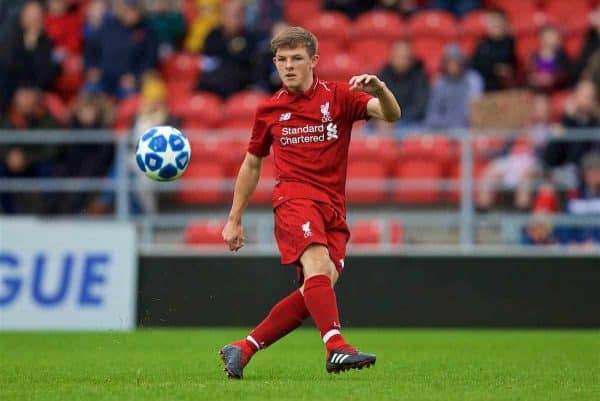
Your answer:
[222,219,245,252]
[349,74,385,95]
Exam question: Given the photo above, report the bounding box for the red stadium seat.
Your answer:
[408,10,457,39]
[346,160,388,204]
[410,37,445,78]
[250,156,276,204]
[54,52,83,99]
[458,10,488,55]
[348,39,391,73]
[318,38,344,55]
[515,34,539,65]
[223,90,269,122]
[550,90,571,122]
[544,0,590,34]
[486,0,538,21]
[43,92,69,126]
[353,10,406,41]
[284,0,322,26]
[169,92,223,128]
[176,161,227,204]
[304,12,352,44]
[392,159,444,204]
[316,53,361,82]
[564,32,585,59]
[511,12,552,38]
[184,220,226,245]
[161,52,201,94]
[398,134,456,166]
[348,135,399,169]
[349,219,381,245]
[114,95,140,130]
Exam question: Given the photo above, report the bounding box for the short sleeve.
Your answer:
[247,106,272,157]
[337,82,373,122]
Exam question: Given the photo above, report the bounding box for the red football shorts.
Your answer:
[274,198,350,281]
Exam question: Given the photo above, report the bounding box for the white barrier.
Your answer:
[0,219,137,330]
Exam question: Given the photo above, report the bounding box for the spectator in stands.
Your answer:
[44,0,83,55]
[425,44,482,130]
[145,0,186,60]
[196,0,258,97]
[0,0,26,40]
[470,8,516,92]
[526,26,571,93]
[379,0,420,18]
[83,0,109,48]
[543,80,600,188]
[253,21,289,93]
[83,0,158,99]
[377,40,428,131]
[573,5,600,83]
[0,86,59,213]
[89,74,177,214]
[477,94,554,211]
[428,0,480,17]
[245,0,284,41]
[565,151,600,246]
[0,0,61,112]
[183,0,221,52]
[521,185,561,246]
[323,0,377,19]
[47,93,115,214]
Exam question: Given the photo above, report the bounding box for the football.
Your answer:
[135,126,191,181]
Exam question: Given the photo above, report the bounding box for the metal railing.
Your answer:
[1,128,599,251]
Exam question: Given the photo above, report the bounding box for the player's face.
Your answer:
[274,46,319,92]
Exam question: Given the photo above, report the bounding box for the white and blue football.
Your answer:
[135,126,191,181]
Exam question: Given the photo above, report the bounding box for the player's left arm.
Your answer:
[349,74,401,122]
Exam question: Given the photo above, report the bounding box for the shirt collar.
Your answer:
[282,74,320,99]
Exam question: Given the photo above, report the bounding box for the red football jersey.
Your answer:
[248,77,372,213]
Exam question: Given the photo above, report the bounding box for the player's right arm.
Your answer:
[222,152,263,252]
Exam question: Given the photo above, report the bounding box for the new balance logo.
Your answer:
[302,221,312,238]
[331,353,351,364]
[326,123,338,140]
[279,112,291,121]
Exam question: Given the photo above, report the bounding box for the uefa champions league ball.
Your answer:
[135,126,191,181]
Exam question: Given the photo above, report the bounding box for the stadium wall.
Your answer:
[138,255,600,328]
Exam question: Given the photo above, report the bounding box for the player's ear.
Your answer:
[311,54,319,69]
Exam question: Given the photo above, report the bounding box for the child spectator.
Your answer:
[470,8,516,92]
[526,26,571,93]
[425,44,482,130]
[44,0,83,55]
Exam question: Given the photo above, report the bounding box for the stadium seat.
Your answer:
[390,219,404,246]
[318,38,344,55]
[43,92,69,126]
[458,10,488,56]
[550,90,571,122]
[544,0,590,35]
[54,52,83,99]
[398,134,456,167]
[353,10,406,41]
[348,39,391,73]
[304,12,352,44]
[284,0,322,26]
[184,220,226,245]
[486,0,538,21]
[317,53,362,81]
[515,34,539,65]
[161,52,201,94]
[169,92,223,128]
[250,156,276,204]
[223,90,269,122]
[564,32,585,59]
[346,160,388,204]
[348,135,399,169]
[176,161,227,204]
[114,95,140,131]
[392,159,444,204]
[410,37,445,78]
[511,12,552,38]
[408,10,457,39]
[349,219,381,245]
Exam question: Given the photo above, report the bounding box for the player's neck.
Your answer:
[287,74,314,94]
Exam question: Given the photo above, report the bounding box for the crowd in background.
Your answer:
[0,0,599,246]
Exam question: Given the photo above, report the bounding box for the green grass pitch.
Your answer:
[1,329,599,401]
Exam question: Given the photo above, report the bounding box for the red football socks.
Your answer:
[244,289,310,355]
[302,274,352,352]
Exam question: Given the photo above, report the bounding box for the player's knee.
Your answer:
[301,244,337,281]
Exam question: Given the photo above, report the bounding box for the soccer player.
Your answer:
[220,26,401,379]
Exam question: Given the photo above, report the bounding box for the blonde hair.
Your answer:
[270,26,318,57]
